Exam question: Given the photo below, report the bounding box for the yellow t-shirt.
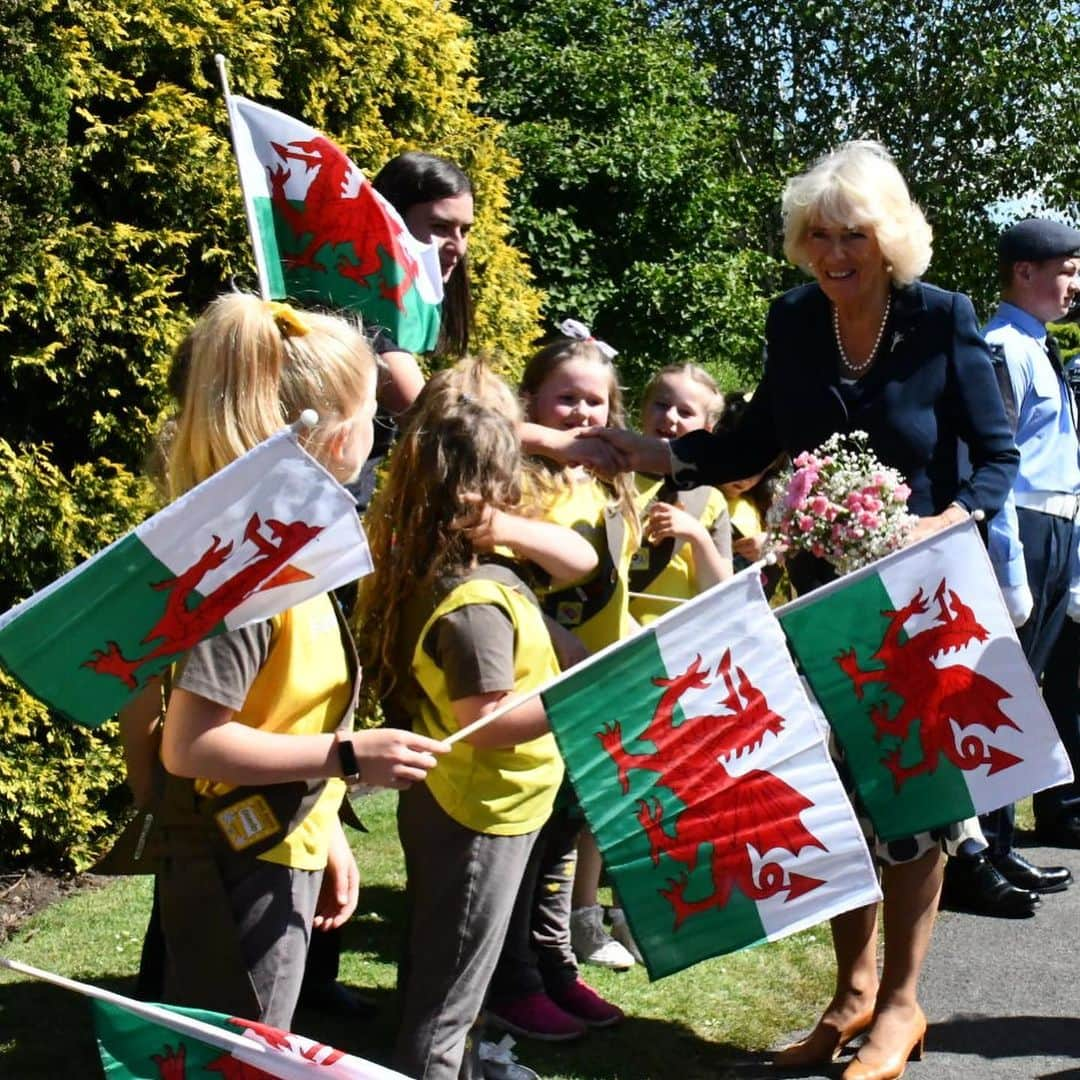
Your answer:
[726,494,764,540]
[524,475,636,652]
[178,594,351,871]
[408,573,564,835]
[629,474,731,626]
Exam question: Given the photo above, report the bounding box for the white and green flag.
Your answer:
[778,519,1073,840]
[0,427,370,729]
[542,570,881,978]
[226,94,443,353]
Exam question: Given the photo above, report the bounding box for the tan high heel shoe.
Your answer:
[841,1005,927,1080]
[772,1006,875,1067]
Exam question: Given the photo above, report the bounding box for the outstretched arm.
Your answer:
[452,690,550,750]
[161,690,446,789]
[520,421,634,476]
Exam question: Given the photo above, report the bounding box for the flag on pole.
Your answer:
[777,520,1073,841]
[225,92,443,353]
[0,426,371,729]
[542,570,881,979]
[94,998,407,1080]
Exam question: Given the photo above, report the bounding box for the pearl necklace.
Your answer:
[833,295,891,375]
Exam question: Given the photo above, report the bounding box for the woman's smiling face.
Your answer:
[803,221,889,308]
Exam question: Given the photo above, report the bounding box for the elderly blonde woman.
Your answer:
[590,141,1018,1080]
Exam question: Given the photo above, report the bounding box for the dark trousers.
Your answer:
[394,782,538,1080]
[1034,617,1080,824]
[157,855,321,1029]
[981,509,1079,855]
[488,805,581,1003]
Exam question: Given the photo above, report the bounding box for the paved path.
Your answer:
[721,837,1080,1079]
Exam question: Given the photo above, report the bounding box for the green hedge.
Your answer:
[0,0,544,869]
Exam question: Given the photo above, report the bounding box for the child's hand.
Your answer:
[732,533,768,561]
[313,819,359,930]
[576,427,671,477]
[455,493,504,552]
[644,501,706,546]
[351,729,448,789]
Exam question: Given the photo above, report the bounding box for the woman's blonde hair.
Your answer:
[520,337,639,541]
[782,140,933,286]
[640,363,724,428]
[357,358,523,702]
[166,294,375,498]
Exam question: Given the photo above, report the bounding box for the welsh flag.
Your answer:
[227,95,443,353]
[94,999,407,1079]
[777,520,1073,841]
[0,427,370,729]
[542,570,881,979]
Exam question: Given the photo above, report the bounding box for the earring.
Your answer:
[884,261,894,274]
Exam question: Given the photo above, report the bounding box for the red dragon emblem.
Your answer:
[145,1018,345,1078]
[835,579,1022,790]
[267,135,420,311]
[598,649,826,929]
[84,514,322,689]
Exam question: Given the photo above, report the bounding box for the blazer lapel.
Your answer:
[879,283,924,372]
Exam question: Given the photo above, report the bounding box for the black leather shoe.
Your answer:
[942,854,1041,918]
[1033,816,1080,850]
[990,850,1073,893]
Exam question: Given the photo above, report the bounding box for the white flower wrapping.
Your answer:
[766,431,917,576]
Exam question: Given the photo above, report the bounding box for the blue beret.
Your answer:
[998,218,1080,262]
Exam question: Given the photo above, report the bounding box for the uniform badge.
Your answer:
[556,600,584,627]
[216,794,282,852]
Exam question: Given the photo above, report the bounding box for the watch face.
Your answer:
[337,735,361,781]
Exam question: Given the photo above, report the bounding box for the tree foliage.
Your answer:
[460,0,784,396]
[0,0,543,868]
[658,0,1080,318]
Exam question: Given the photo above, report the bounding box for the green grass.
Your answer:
[0,790,835,1078]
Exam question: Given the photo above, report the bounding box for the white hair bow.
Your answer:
[558,318,618,359]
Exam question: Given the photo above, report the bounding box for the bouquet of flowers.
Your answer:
[766,431,916,575]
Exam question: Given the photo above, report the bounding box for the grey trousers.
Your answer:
[159,854,321,1030]
[394,783,539,1080]
[488,804,581,1002]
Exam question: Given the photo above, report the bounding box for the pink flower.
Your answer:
[789,469,816,504]
[845,492,864,511]
[859,511,880,529]
[809,495,830,514]
[894,483,911,502]
[824,504,839,522]
[797,514,815,533]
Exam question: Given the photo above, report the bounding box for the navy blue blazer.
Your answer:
[672,281,1020,518]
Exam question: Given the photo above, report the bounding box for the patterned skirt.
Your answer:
[829,727,987,866]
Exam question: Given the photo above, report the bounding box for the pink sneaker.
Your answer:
[486,991,587,1042]
[548,978,624,1028]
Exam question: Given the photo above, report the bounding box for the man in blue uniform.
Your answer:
[945,218,1080,917]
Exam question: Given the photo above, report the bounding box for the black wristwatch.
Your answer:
[335,731,362,783]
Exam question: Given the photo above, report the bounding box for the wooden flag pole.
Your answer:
[215,53,273,302]
[443,561,772,748]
